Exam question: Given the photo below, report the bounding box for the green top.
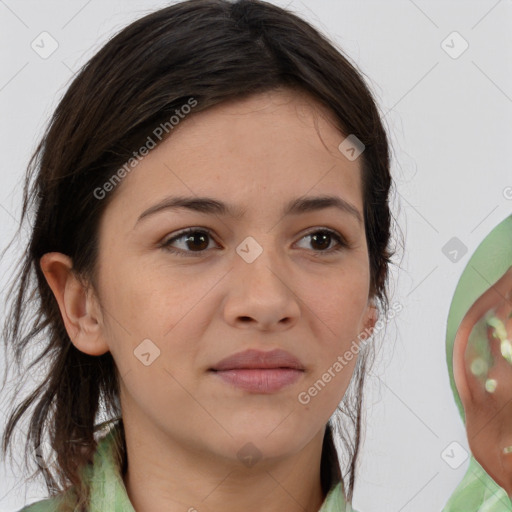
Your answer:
[443,456,511,511]
[18,420,352,512]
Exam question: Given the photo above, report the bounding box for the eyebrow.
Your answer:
[135,194,363,227]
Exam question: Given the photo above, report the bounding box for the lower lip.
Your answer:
[210,368,304,393]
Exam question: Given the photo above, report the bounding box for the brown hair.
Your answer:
[1,0,400,508]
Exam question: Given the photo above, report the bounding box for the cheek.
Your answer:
[297,275,368,399]
[100,255,188,330]
[116,356,217,443]
[297,354,359,427]
[100,263,216,373]
[304,272,370,344]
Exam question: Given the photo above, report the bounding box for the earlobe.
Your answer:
[362,301,379,339]
[39,252,109,356]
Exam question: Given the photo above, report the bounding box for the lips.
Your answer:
[210,348,305,371]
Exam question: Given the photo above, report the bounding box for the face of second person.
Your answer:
[93,88,375,466]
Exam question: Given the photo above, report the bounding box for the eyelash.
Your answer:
[160,227,349,258]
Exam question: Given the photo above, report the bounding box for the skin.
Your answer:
[453,265,512,497]
[40,87,378,512]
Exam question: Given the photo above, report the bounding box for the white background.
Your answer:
[1,1,511,511]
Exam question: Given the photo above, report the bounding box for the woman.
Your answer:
[0,1,397,510]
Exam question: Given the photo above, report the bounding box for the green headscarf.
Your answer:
[443,213,512,511]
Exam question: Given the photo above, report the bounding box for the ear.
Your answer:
[453,265,512,495]
[361,299,379,340]
[39,252,109,356]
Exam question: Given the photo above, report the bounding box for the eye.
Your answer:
[160,227,349,258]
[160,228,218,257]
[296,228,348,255]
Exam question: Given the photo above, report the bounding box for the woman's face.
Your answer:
[92,88,375,465]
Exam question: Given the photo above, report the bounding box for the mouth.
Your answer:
[209,349,305,393]
[210,348,305,371]
[209,368,304,393]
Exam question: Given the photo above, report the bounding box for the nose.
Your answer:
[222,243,301,332]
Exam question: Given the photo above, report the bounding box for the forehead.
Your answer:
[105,88,363,219]
[173,88,344,154]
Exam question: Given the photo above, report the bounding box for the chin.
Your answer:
[220,424,312,460]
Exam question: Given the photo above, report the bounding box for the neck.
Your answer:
[121,418,328,512]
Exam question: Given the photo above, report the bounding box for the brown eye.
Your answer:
[161,228,217,256]
[296,229,348,254]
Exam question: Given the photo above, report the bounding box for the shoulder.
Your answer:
[17,421,123,512]
[16,494,67,512]
[16,477,82,512]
